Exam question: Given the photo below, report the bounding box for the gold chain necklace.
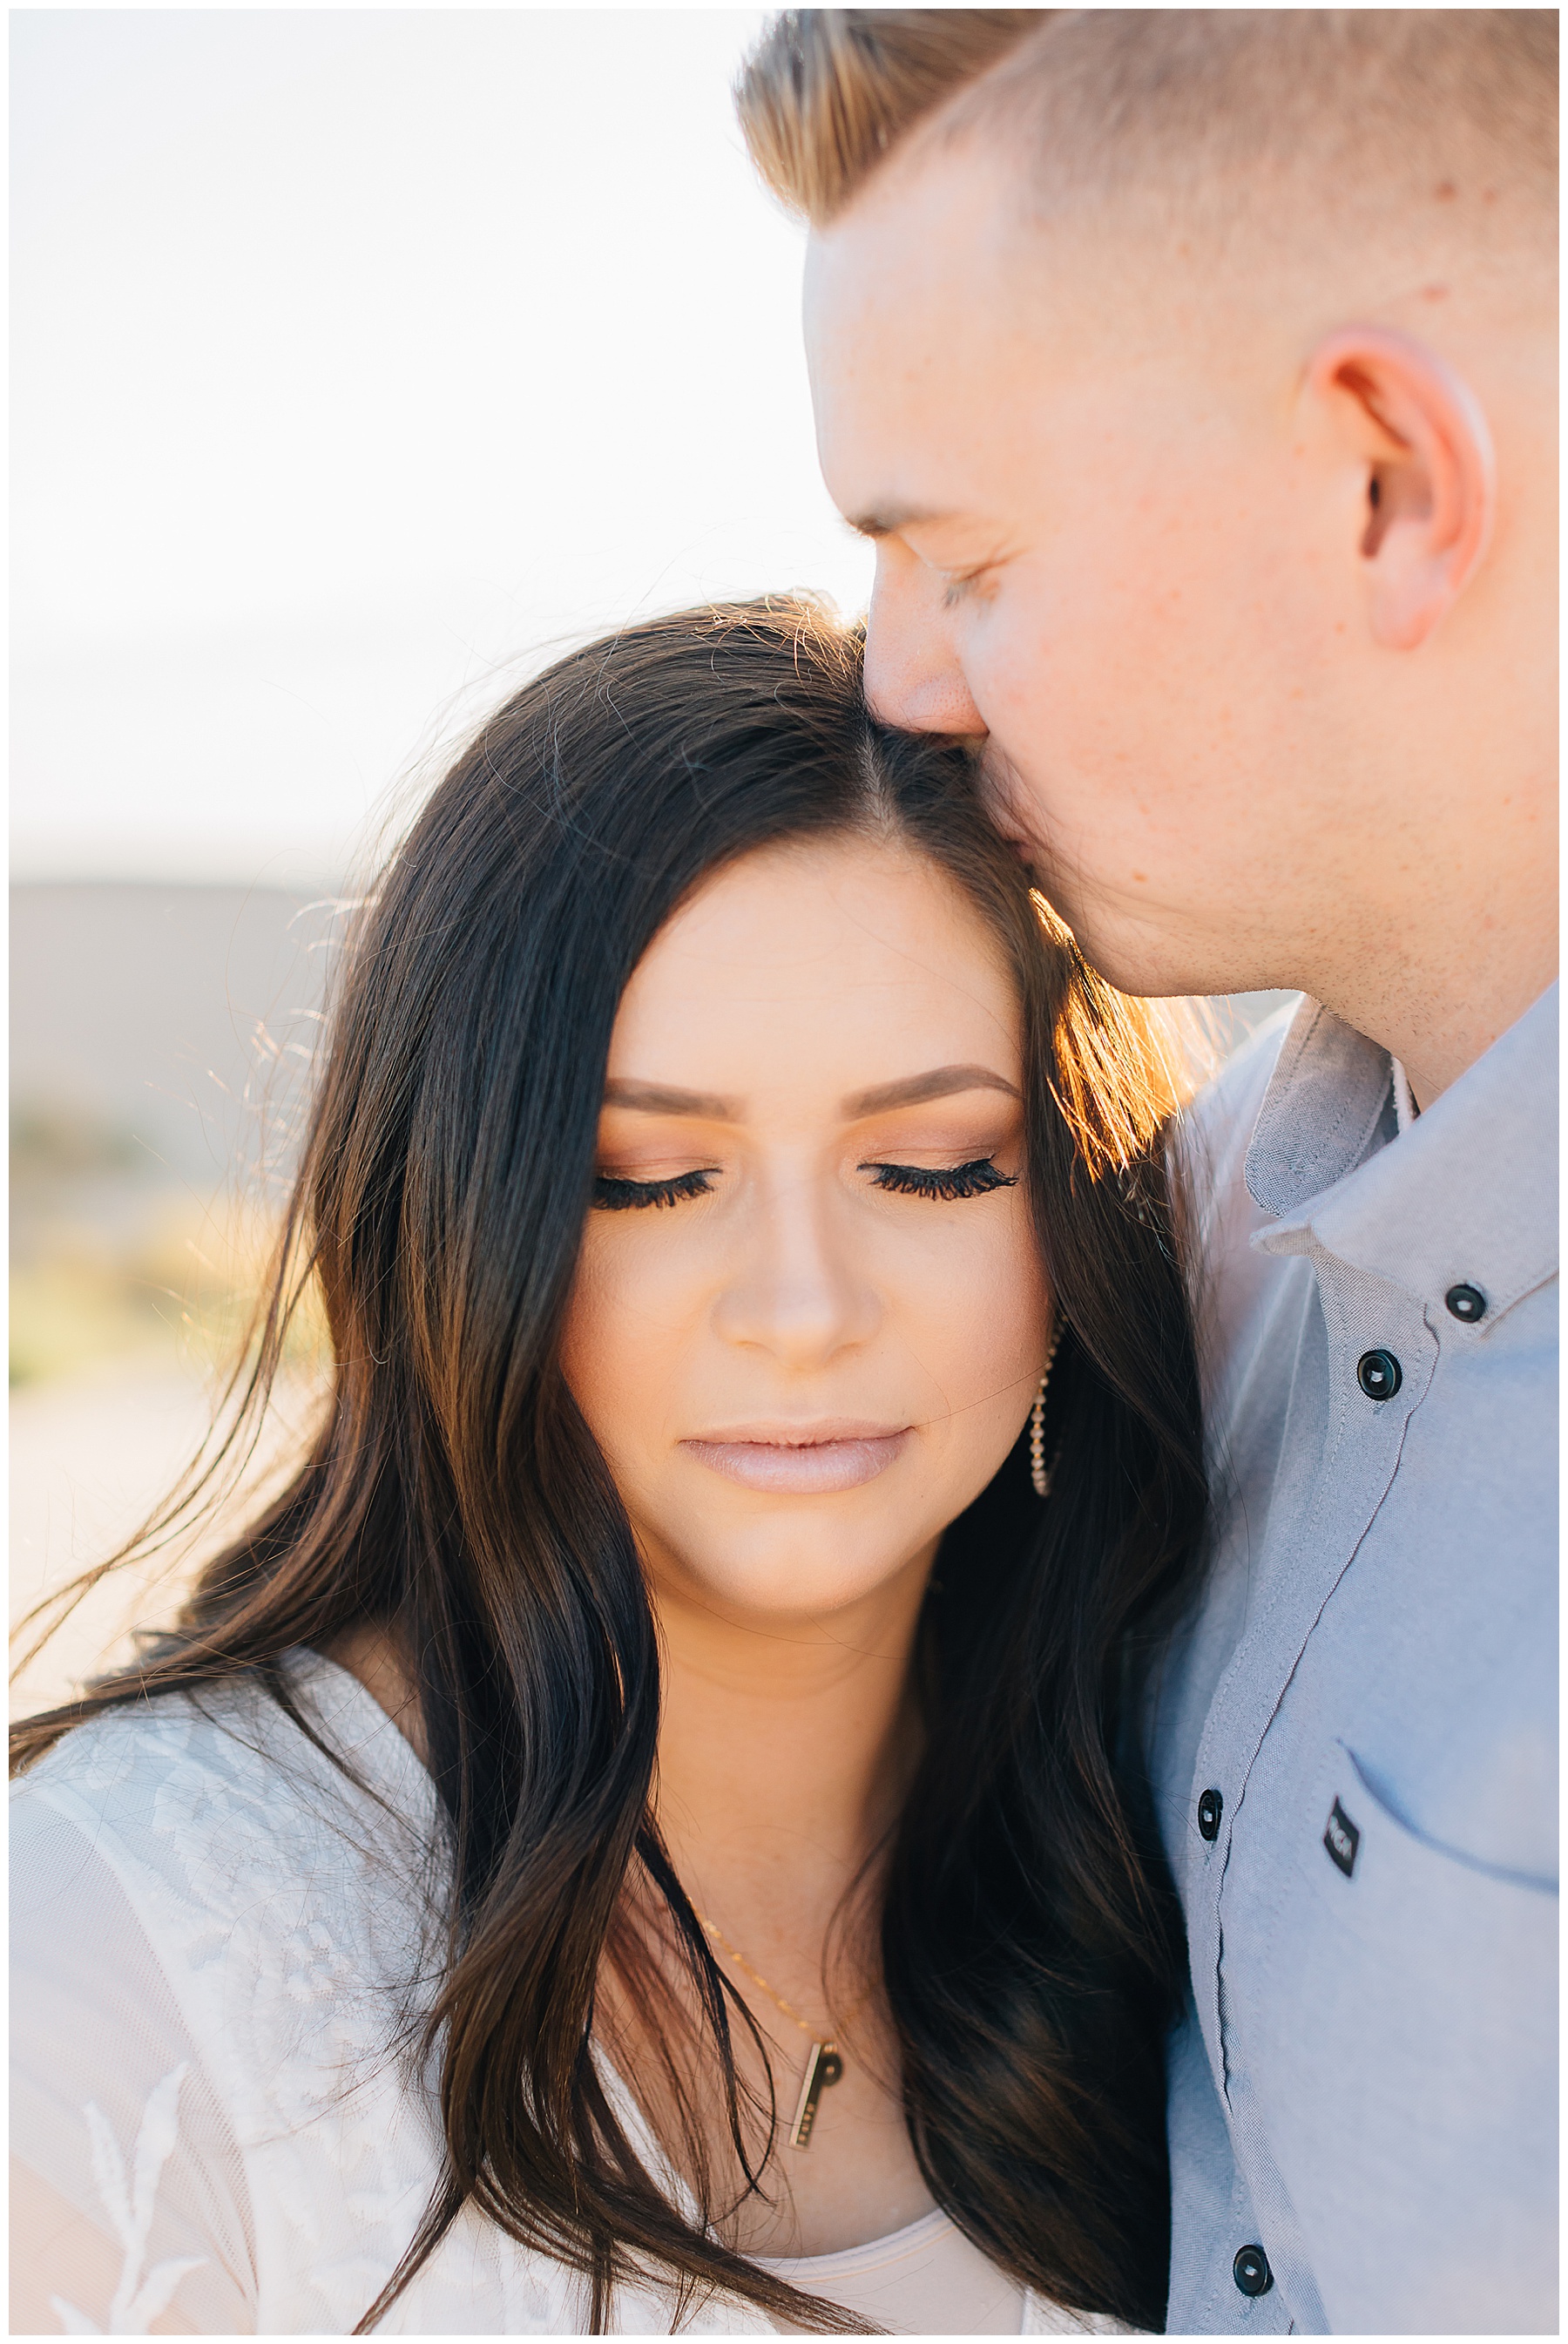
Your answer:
[691,1907,873,2150]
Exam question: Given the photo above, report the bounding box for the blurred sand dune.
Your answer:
[10,883,337,1712]
[10,1363,325,1717]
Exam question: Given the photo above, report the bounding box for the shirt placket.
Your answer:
[1188,1236,1436,2324]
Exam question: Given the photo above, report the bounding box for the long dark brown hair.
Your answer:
[13,599,1206,2334]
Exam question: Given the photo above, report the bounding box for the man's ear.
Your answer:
[1307,327,1497,651]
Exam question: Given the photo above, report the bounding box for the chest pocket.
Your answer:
[1253,1739,1556,2335]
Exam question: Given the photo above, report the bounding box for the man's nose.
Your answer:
[711,1179,880,1368]
[862,546,988,737]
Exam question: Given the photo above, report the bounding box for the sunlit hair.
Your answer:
[13,599,1206,2334]
[736,9,1042,225]
[737,9,1557,235]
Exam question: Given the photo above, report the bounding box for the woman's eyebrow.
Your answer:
[843,1065,1020,1117]
[602,1078,741,1120]
[601,1067,1019,1121]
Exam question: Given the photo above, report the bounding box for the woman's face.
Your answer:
[560,832,1051,1625]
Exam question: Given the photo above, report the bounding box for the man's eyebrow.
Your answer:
[846,502,951,542]
[842,1065,1020,1118]
[602,1078,741,1120]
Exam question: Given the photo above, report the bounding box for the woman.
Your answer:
[11,600,1205,2335]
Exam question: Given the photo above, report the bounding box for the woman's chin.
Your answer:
[647,1521,939,1628]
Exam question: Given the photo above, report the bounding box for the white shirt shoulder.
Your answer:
[11,1664,763,2335]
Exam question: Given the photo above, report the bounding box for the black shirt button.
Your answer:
[1445,1283,1486,1323]
[1198,1787,1223,1841]
[1233,2243,1274,2298]
[1356,1348,1402,1400]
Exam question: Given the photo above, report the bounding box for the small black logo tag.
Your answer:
[1324,1798,1360,1878]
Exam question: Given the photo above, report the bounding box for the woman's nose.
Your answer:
[862,546,988,738]
[711,1178,881,1367]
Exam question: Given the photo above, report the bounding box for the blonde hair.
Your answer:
[737,9,1557,241]
[736,10,1043,226]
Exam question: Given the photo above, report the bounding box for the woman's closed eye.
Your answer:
[592,1169,716,1211]
[862,1156,1017,1201]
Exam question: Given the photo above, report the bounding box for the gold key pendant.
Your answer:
[787,2040,845,2149]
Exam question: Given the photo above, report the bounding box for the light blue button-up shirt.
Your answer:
[1156,983,1558,2334]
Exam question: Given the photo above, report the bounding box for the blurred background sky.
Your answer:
[14,8,872,886]
[12,8,880,1705]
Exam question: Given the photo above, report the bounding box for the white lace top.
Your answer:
[10,1653,1126,2334]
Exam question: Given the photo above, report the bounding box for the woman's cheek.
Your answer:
[908,1197,1048,1389]
[558,1232,647,1443]
[560,1226,705,1452]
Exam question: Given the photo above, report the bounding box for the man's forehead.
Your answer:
[801,150,1115,460]
[804,183,1225,529]
[804,200,1052,525]
[803,139,1025,342]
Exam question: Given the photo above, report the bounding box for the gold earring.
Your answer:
[1030,1320,1064,1498]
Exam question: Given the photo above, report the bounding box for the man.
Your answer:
[738,11,1556,2333]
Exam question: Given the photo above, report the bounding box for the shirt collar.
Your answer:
[1245,981,1558,1322]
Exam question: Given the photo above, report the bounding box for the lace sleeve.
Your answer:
[10,1785,258,2335]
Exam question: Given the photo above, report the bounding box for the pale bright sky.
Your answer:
[13,9,875,882]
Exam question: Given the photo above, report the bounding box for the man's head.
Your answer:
[739,12,1557,1082]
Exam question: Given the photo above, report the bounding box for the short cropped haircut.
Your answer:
[736,10,1558,240]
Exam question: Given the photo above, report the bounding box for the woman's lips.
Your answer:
[680,1425,910,1494]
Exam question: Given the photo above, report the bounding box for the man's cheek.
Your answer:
[972,624,1093,779]
[967,618,1051,739]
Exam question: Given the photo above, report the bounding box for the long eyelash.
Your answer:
[865,1157,1017,1201]
[591,1169,715,1212]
